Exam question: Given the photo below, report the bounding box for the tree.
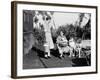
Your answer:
[82,18,91,40]
[79,13,85,27]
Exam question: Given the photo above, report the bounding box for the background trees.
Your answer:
[23,11,91,49]
[51,13,91,43]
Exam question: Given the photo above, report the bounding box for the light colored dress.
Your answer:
[43,19,54,57]
[44,20,54,49]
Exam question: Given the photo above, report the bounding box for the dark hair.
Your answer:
[46,16,51,21]
[34,17,38,23]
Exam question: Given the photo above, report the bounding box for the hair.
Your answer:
[77,38,82,43]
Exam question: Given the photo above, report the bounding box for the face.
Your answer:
[60,31,64,36]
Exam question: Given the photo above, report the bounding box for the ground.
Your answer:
[23,46,90,69]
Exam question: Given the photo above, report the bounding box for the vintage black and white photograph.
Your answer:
[23,10,91,69]
[11,1,97,78]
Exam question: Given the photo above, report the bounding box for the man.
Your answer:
[56,31,69,58]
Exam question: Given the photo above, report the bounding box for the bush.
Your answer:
[51,24,85,43]
[51,24,77,41]
[33,28,46,45]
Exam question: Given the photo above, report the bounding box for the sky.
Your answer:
[52,12,90,28]
[53,12,79,27]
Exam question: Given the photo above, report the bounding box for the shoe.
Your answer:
[44,55,48,59]
[62,55,64,58]
[48,56,51,58]
[59,56,63,59]
[72,54,75,57]
[44,57,48,59]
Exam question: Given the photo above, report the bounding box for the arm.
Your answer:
[56,36,68,47]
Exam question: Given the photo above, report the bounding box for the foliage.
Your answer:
[33,22,91,45]
[32,12,91,45]
[51,24,80,41]
[51,23,91,43]
[82,19,91,40]
[33,28,46,45]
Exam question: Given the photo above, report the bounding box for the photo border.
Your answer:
[11,1,98,78]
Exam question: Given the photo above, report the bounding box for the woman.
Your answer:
[43,13,54,58]
[56,31,69,58]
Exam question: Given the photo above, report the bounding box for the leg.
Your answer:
[58,47,63,58]
[47,49,51,58]
[69,47,73,57]
[44,50,51,58]
[72,49,75,57]
[57,44,63,58]
[44,44,51,58]
[44,52,48,58]
[78,48,81,58]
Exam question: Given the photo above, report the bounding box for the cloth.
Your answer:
[69,38,76,49]
[56,35,69,54]
[44,19,54,49]
[56,36,68,47]
[57,45,70,54]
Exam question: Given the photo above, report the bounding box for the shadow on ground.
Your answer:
[23,47,90,69]
[72,58,89,67]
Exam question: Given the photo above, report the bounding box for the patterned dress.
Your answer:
[56,35,69,56]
